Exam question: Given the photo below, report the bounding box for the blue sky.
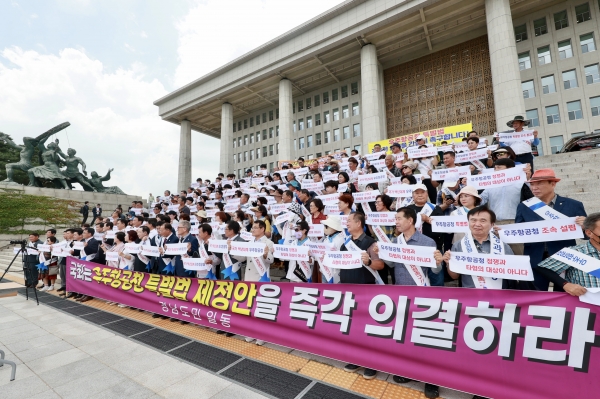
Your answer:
[0,0,344,198]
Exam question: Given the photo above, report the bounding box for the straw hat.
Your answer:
[196,210,207,218]
[527,168,561,183]
[457,186,481,200]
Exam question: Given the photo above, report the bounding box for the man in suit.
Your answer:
[174,220,199,277]
[24,233,41,288]
[515,168,587,291]
[66,229,84,299]
[81,201,89,226]
[225,221,247,279]
[57,229,74,296]
[91,204,102,224]
[156,222,179,275]
[77,227,100,302]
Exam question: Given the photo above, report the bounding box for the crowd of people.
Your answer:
[20,115,600,399]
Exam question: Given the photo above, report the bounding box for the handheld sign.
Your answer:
[322,251,362,269]
[273,244,310,261]
[165,243,188,255]
[499,218,584,243]
[208,239,228,253]
[229,241,266,258]
[182,257,210,271]
[377,243,437,268]
[450,253,533,281]
[365,212,396,226]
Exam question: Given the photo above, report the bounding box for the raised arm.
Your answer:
[101,168,114,182]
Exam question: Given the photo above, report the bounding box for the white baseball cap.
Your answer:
[411,183,428,192]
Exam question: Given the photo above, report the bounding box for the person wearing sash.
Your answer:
[373,207,442,399]
[320,216,345,283]
[156,223,179,275]
[442,207,516,289]
[347,157,363,192]
[536,213,600,295]
[340,213,384,380]
[24,232,41,288]
[65,229,84,300]
[515,168,587,291]
[450,186,481,244]
[498,115,540,169]
[368,194,396,284]
[285,221,313,283]
[173,220,199,278]
[57,229,74,296]
[466,136,493,169]
[429,151,458,189]
[134,226,152,272]
[75,227,99,302]
[407,184,446,286]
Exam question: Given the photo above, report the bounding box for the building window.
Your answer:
[269,127,273,138]
[307,154,314,159]
[314,94,320,106]
[293,103,295,113]
[238,153,241,163]
[263,146,267,157]
[316,133,322,145]
[541,75,556,94]
[567,100,584,120]
[325,150,331,155]
[298,119,304,130]
[351,82,358,95]
[293,121,296,132]
[591,95,600,116]
[244,135,248,145]
[249,134,253,144]
[269,144,274,155]
[250,117,254,127]
[315,113,321,126]
[238,121,242,131]
[298,100,303,112]
[262,113,267,123]
[306,116,312,128]
[307,135,313,148]
[233,139,236,148]
[353,123,361,137]
[550,135,564,154]
[238,138,241,147]
[299,137,305,149]
[276,108,279,119]
[244,119,248,129]
[276,143,279,154]
[276,125,279,136]
[341,85,348,98]
[342,105,349,118]
[333,108,339,121]
[333,128,340,141]
[249,149,254,160]
[233,123,237,133]
[332,88,338,101]
[323,91,329,104]
[534,17,548,36]
[306,97,312,110]
[576,3,592,23]
[514,24,527,42]
[554,10,569,30]
[255,132,260,142]
[562,70,578,89]
[244,151,248,161]
[269,110,274,121]
[324,130,330,144]
[518,52,531,70]
[354,144,361,153]
[538,46,551,65]
[558,39,573,59]
[262,129,267,140]
[526,109,540,127]
[316,152,322,158]
[581,33,596,53]
[324,110,330,123]
[545,105,561,124]
[256,149,260,159]
[522,80,536,98]
[294,139,296,150]
[572,132,586,138]
[269,162,274,172]
[343,126,350,140]
[352,102,359,116]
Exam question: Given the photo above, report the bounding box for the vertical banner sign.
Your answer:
[67,257,600,399]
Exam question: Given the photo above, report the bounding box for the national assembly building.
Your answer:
[154,0,600,190]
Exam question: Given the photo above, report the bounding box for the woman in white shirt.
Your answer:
[319,216,345,283]
[285,221,314,283]
[450,186,482,243]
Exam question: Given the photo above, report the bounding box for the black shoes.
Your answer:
[424,383,439,399]
[393,376,412,384]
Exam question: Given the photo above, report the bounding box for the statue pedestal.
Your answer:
[0,183,144,214]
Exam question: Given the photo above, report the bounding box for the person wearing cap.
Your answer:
[415,134,427,146]
[450,186,482,243]
[407,183,447,286]
[536,213,600,296]
[499,115,540,169]
[373,206,443,398]
[480,158,535,255]
[319,216,345,283]
[390,142,405,163]
[515,168,587,291]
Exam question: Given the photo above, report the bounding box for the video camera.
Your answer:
[10,240,27,246]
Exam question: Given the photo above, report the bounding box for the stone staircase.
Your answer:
[534,150,600,213]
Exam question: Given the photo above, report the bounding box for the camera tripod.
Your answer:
[0,243,39,305]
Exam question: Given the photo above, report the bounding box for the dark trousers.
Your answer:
[59,260,67,290]
[377,264,395,284]
[82,215,88,225]
[515,153,534,171]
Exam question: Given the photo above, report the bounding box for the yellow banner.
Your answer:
[367,123,473,154]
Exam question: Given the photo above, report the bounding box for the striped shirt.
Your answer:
[537,241,600,288]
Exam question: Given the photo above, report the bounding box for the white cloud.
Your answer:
[140,31,148,38]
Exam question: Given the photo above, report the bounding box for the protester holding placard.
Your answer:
[284,221,313,283]
[429,151,458,190]
[309,199,327,224]
[318,216,345,283]
[515,168,587,291]
[450,186,481,244]
[536,213,600,296]
[174,220,199,278]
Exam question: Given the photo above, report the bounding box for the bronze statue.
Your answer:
[1,122,70,184]
[27,140,69,189]
[89,168,125,195]
[61,148,96,191]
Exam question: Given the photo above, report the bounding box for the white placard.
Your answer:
[431,166,471,181]
[352,190,379,203]
[293,167,309,176]
[316,193,340,205]
[229,241,265,258]
[308,224,325,237]
[337,183,348,193]
[407,146,439,159]
[182,257,211,271]
[324,205,339,215]
[455,148,489,164]
[498,130,535,142]
[431,216,470,233]
[141,246,160,256]
[73,241,85,250]
[208,239,228,253]
[370,159,386,170]
[323,173,339,183]
[377,243,437,268]
[273,244,310,261]
[105,231,116,239]
[302,182,325,191]
[224,204,239,213]
[37,244,51,252]
[364,151,387,161]
[358,172,387,185]
[365,212,396,226]
[498,218,584,243]
[269,203,290,215]
[165,243,188,255]
[275,212,295,225]
[125,243,141,254]
[106,252,119,262]
[386,185,413,198]
[240,231,254,241]
[450,253,533,281]
[467,167,526,189]
[322,251,362,269]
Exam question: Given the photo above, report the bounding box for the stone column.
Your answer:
[378,63,387,139]
[278,79,294,162]
[220,103,234,174]
[485,0,525,132]
[177,120,192,192]
[360,44,384,149]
